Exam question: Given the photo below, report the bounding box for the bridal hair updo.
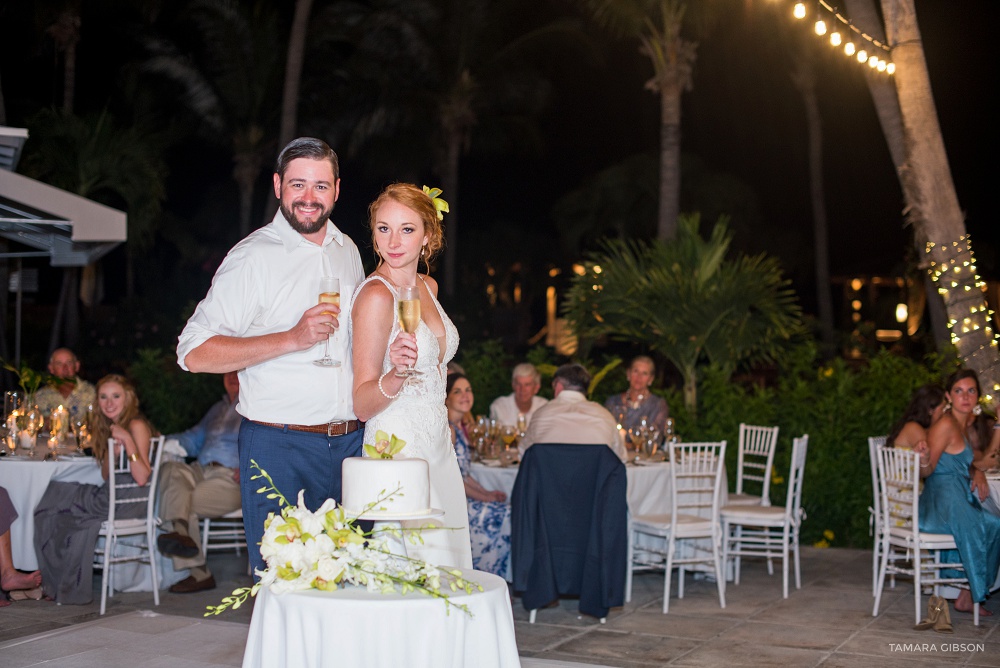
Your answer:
[367,183,445,267]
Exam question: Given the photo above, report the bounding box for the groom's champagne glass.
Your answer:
[314,277,342,368]
[395,285,422,377]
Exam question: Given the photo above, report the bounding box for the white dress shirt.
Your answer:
[517,390,626,461]
[177,211,364,424]
[488,394,548,427]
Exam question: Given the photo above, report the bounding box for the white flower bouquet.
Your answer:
[205,460,481,617]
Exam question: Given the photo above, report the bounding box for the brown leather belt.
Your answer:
[251,419,362,437]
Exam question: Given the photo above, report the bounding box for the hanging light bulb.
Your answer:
[877,59,887,72]
[815,19,827,36]
[886,62,896,74]
[793,2,806,19]
[830,31,842,47]
[844,41,856,56]
[857,48,868,63]
[868,55,879,68]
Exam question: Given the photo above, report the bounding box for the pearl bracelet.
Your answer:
[378,371,402,400]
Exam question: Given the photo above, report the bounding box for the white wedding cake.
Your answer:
[341,457,431,517]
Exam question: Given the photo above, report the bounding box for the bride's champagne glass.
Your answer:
[314,277,342,368]
[395,285,423,377]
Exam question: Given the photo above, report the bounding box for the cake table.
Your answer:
[241,568,520,668]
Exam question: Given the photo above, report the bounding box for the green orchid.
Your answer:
[422,185,450,221]
[362,430,407,459]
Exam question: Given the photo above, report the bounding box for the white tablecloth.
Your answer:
[242,569,520,668]
[0,453,104,570]
[0,448,188,590]
[472,459,723,516]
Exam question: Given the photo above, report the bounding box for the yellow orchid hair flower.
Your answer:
[422,185,450,221]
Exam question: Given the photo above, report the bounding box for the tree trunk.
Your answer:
[790,55,835,353]
[843,0,950,350]
[264,0,315,228]
[440,132,461,299]
[279,0,313,149]
[879,0,1000,403]
[234,151,261,239]
[658,81,681,241]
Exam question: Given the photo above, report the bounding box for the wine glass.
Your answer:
[394,285,422,377]
[72,404,93,455]
[500,425,518,450]
[313,277,342,368]
[516,413,527,437]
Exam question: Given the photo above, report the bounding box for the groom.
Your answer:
[177,137,366,578]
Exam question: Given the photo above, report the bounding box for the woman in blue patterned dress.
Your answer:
[918,369,1000,617]
[446,373,511,580]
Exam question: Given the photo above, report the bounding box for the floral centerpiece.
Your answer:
[206,435,480,617]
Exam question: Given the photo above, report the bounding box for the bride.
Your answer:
[351,183,472,569]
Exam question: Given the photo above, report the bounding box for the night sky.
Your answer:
[1,0,996,326]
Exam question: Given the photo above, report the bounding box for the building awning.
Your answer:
[0,126,126,267]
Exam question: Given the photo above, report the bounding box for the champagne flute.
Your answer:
[395,285,423,377]
[314,277,342,368]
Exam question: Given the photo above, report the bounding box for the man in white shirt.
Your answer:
[177,137,365,577]
[34,348,96,417]
[517,363,626,461]
[489,363,548,428]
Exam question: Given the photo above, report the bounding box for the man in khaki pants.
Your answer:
[157,372,242,593]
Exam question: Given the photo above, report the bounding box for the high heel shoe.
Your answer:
[7,586,44,601]
[914,595,944,631]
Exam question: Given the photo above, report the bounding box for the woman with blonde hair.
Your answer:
[33,374,156,604]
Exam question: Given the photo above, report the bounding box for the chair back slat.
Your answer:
[104,436,165,528]
[876,445,919,532]
[735,424,779,500]
[669,441,727,519]
[784,435,809,517]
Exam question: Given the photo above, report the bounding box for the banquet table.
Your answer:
[0,447,103,570]
[472,457,725,517]
[0,441,188,590]
[242,569,520,668]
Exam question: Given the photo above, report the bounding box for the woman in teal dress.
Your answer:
[918,369,1000,616]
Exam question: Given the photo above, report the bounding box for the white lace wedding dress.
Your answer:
[355,275,472,569]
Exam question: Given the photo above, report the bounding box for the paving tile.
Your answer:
[670,641,826,667]
[604,609,737,640]
[548,628,702,664]
[716,619,854,650]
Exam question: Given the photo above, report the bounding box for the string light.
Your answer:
[792,1,895,75]
[926,234,1000,405]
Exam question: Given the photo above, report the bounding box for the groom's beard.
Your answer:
[280,200,335,235]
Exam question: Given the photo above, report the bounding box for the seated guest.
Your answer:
[33,347,96,416]
[33,374,155,605]
[446,373,512,580]
[604,355,669,434]
[156,371,242,594]
[489,363,548,428]
[518,363,626,462]
[918,369,1000,617]
[1,487,43,606]
[887,384,946,449]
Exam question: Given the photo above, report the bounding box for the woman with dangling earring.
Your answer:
[603,355,669,435]
[918,368,1000,618]
[351,183,472,570]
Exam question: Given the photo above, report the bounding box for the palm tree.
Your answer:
[142,0,284,239]
[841,0,1000,401]
[579,0,735,241]
[20,107,167,328]
[322,0,582,297]
[563,214,802,412]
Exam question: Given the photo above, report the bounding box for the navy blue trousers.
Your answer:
[238,419,364,576]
